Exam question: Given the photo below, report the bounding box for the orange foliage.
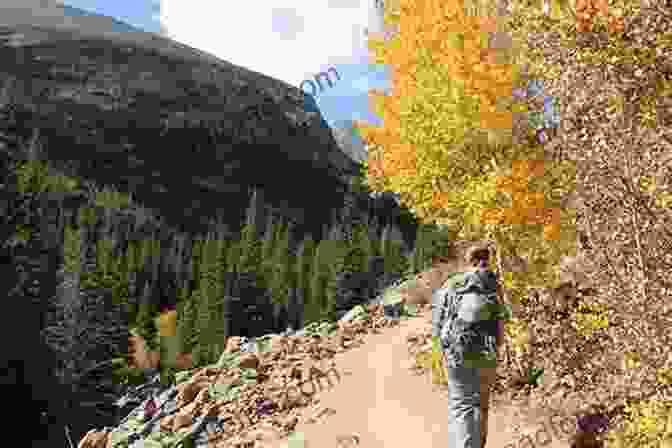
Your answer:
[483,159,560,237]
[358,0,521,215]
[575,0,625,34]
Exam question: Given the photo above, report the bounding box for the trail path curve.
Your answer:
[264,310,574,448]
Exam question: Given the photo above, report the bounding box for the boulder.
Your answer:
[339,304,367,323]
[238,353,260,370]
[77,429,110,448]
[225,336,242,354]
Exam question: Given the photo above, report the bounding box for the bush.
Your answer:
[606,399,672,448]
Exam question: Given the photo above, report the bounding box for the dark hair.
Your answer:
[465,244,491,268]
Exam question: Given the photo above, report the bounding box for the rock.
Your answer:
[366,302,381,314]
[159,415,175,432]
[4,4,421,440]
[406,333,421,343]
[77,429,110,448]
[78,276,428,448]
[225,337,242,353]
[330,333,346,350]
[281,415,298,430]
[176,378,210,408]
[339,304,368,323]
[570,431,601,448]
[194,366,221,380]
[269,335,287,353]
[173,402,198,432]
[238,353,260,370]
[193,387,210,408]
[174,352,194,370]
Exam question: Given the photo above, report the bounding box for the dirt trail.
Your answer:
[266,310,574,448]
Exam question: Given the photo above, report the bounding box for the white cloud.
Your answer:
[158,0,377,87]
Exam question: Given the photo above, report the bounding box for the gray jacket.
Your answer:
[431,269,504,366]
[432,270,499,337]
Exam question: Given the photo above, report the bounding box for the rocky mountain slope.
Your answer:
[0,2,362,237]
[76,297,425,448]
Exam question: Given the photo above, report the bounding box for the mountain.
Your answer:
[58,4,146,34]
[331,119,368,164]
[312,63,391,128]
[310,63,391,164]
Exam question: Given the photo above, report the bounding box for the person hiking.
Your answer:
[431,244,506,448]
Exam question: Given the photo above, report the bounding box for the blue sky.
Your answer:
[58,0,393,128]
[58,0,162,34]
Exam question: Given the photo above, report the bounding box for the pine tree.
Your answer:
[345,222,371,274]
[208,236,228,356]
[295,236,316,328]
[356,222,375,269]
[380,224,392,285]
[320,265,339,323]
[110,241,132,322]
[195,235,224,366]
[178,237,204,358]
[190,237,205,290]
[380,224,408,286]
[136,282,159,354]
[94,237,115,288]
[124,240,141,325]
[411,224,438,273]
[177,288,199,356]
[236,220,262,276]
[308,239,327,325]
[269,221,293,305]
[261,214,278,262]
[226,237,240,272]
[260,214,280,289]
[311,234,343,323]
[175,284,196,357]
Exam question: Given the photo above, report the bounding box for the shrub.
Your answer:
[606,399,672,448]
[572,301,610,339]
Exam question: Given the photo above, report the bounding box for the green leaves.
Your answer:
[108,428,132,448]
[208,382,240,403]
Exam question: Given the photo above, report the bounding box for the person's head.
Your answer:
[464,243,491,271]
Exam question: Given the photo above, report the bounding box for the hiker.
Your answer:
[431,244,506,448]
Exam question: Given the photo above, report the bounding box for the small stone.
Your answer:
[176,378,209,407]
[238,353,260,370]
[225,336,242,353]
[282,415,298,430]
[77,429,110,448]
[174,401,199,431]
[159,415,175,432]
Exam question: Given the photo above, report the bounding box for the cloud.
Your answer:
[158,0,375,87]
[270,7,305,41]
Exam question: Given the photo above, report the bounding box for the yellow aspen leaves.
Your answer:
[358,0,576,305]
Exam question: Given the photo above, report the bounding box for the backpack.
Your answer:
[435,271,501,367]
